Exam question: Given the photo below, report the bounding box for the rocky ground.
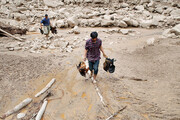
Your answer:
[0,27,180,120]
[0,0,180,120]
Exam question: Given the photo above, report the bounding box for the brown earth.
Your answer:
[0,27,180,120]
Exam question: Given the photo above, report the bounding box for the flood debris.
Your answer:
[0,98,32,119]
[105,106,127,120]
[35,78,56,97]
[35,100,48,120]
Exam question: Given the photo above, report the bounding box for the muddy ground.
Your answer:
[0,28,180,120]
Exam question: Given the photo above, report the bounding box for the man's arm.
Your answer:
[100,45,108,58]
[84,49,88,61]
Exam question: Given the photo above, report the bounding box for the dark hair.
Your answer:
[90,32,98,39]
[45,14,48,16]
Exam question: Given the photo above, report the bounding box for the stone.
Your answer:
[56,20,65,28]
[43,0,64,8]
[72,26,80,34]
[170,9,180,19]
[14,47,22,51]
[123,18,139,27]
[117,20,128,28]
[94,0,104,4]
[12,13,27,20]
[66,46,73,53]
[29,26,37,32]
[121,3,129,8]
[49,44,56,50]
[171,24,180,35]
[17,113,25,119]
[135,5,144,11]
[14,0,25,7]
[67,16,79,27]
[120,29,129,35]
[101,20,114,27]
[146,38,155,45]
[84,0,93,3]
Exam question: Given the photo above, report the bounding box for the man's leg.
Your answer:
[88,61,94,79]
[93,60,99,81]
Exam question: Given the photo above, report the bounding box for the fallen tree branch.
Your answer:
[0,98,32,119]
[105,106,127,120]
[35,78,56,97]
[35,100,48,120]
[0,28,23,41]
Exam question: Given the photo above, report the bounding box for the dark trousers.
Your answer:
[88,60,99,75]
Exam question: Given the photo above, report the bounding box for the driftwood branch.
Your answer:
[35,78,56,97]
[0,98,32,119]
[0,28,23,41]
[105,106,127,120]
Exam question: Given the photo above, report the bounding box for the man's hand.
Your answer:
[83,56,86,61]
[103,54,108,58]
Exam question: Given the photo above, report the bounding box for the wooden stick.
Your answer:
[35,78,56,97]
[35,100,48,120]
[105,106,127,120]
[0,28,23,41]
[0,98,32,119]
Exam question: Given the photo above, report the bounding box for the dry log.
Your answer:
[35,78,56,97]
[105,106,127,120]
[0,98,32,119]
[0,28,24,41]
[35,100,48,120]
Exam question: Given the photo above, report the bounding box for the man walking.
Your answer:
[84,32,108,83]
[40,14,51,39]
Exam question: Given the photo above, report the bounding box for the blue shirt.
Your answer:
[41,18,50,26]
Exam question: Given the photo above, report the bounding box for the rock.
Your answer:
[66,46,73,53]
[121,3,129,8]
[17,113,25,119]
[140,0,150,4]
[49,44,56,50]
[8,48,14,51]
[171,24,180,35]
[140,19,158,28]
[72,26,80,34]
[170,9,180,19]
[84,0,93,3]
[120,29,129,35]
[146,38,155,45]
[67,16,79,27]
[43,0,64,8]
[155,6,164,14]
[135,5,144,11]
[123,18,139,27]
[117,20,128,28]
[101,20,114,27]
[28,26,37,32]
[14,47,22,51]
[14,0,25,7]
[12,13,27,20]
[56,20,66,28]
[94,0,104,4]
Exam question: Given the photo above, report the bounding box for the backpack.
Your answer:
[103,58,115,73]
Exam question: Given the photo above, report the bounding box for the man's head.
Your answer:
[90,32,98,41]
[45,14,48,19]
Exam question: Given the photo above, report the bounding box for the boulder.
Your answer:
[120,29,129,35]
[121,3,129,8]
[12,13,27,20]
[170,9,180,19]
[67,16,79,27]
[43,0,64,7]
[101,20,114,27]
[14,0,25,7]
[123,18,139,27]
[56,20,66,28]
[146,38,155,45]
[72,26,80,34]
[84,0,93,3]
[94,0,104,4]
[171,24,180,35]
[135,5,144,11]
[117,20,128,28]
